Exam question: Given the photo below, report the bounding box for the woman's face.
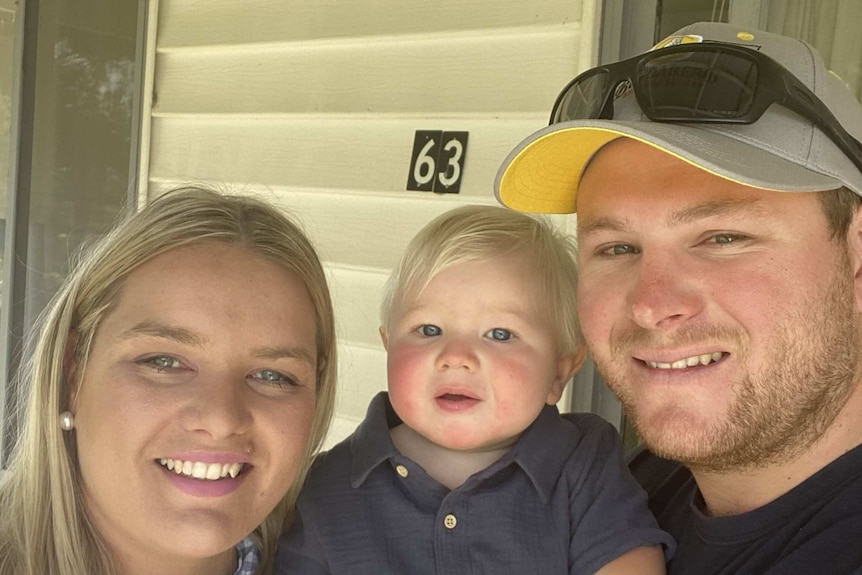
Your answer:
[71,242,319,573]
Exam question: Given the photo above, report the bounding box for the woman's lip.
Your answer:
[159,463,248,497]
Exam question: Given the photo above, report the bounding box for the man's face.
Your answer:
[576,138,862,472]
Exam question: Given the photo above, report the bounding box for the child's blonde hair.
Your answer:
[380,204,582,355]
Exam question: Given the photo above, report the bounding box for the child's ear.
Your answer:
[546,345,589,405]
[378,326,389,350]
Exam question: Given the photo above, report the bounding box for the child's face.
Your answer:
[383,252,579,453]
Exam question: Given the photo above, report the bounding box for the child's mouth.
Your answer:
[435,393,480,411]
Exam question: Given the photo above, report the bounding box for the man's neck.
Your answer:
[693,383,862,517]
[389,424,515,489]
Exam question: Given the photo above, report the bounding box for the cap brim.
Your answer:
[495,119,845,214]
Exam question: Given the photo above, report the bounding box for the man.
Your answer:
[495,21,862,574]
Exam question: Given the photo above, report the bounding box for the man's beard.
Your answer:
[596,252,861,473]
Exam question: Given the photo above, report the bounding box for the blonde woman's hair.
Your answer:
[0,187,337,575]
[380,204,582,355]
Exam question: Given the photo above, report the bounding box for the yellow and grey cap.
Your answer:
[494,21,862,214]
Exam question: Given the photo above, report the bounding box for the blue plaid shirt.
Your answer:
[234,537,260,575]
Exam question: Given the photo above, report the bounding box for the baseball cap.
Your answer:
[494,21,862,214]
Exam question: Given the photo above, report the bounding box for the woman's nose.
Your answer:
[180,376,252,439]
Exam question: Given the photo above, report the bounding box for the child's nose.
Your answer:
[435,337,479,371]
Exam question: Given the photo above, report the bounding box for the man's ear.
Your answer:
[378,326,389,351]
[546,345,589,405]
[64,330,80,410]
[850,203,862,312]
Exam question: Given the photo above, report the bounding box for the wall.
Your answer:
[142,0,599,447]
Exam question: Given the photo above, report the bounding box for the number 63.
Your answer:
[407,131,469,193]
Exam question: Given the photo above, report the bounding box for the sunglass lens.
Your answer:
[553,70,611,123]
[636,50,758,121]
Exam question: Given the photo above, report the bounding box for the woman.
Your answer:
[0,187,337,574]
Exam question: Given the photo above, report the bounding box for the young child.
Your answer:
[277,205,674,574]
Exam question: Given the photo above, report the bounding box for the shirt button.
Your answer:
[444,514,457,529]
[396,465,408,478]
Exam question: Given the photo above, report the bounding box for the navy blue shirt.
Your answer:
[277,392,673,574]
[630,444,862,575]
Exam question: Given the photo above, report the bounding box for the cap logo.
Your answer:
[651,34,703,50]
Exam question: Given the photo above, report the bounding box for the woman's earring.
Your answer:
[59,411,75,431]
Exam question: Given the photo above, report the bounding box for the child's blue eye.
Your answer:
[419,324,441,337]
[486,328,512,341]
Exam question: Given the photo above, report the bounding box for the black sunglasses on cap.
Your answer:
[550,42,862,175]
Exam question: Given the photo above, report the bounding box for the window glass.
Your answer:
[656,0,862,97]
[657,0,729,41]
[1,0,142,462]
[23,0,139,327]
[0,3,12,232]
[753,1,862,98]
[0,0,18,462]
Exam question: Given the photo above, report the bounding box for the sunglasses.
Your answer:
[550,42,862,175]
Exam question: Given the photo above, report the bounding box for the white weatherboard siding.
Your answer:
[143,0,599,448]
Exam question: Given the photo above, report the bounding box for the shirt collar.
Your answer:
[349,391,582,503]
[350,391,402,487]
[510,403,584,504]
[233,536,260,575]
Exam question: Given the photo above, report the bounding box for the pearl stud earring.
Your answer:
[59,411,75,431]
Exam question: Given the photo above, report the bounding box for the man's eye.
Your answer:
[486,328,512,341]
[419,324,441,337]
[709,233,743,245]
[599,244,639,256]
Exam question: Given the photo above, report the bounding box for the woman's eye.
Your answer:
[251,369,297,387]
[419,324,441,337]
[142,355,182,371]
[486,328,512,341]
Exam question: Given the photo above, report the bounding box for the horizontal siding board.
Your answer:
[158,0,583,48]
[148,181,571,269]
[153,27,583,114]
[148,115,548,196]
[145,0,596,431]
[324,414,362,450]
[154,181,490,268]
[336,342,387,423]
[326,264,389,348]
